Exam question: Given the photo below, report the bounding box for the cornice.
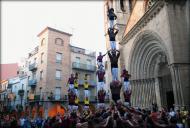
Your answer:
[119,0,165,45]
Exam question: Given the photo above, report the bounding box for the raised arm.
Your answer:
[114,28,119,35]
[103,52,108,57]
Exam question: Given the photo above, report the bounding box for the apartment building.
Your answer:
[27,27,97,118]
[70,45,97,103]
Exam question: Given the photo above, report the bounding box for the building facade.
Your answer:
[27,27,97,118]
[70,45,97,103]
[104,0,190,109]
[8,76,28,110]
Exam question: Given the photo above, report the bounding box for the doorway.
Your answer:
[166,91,174,110]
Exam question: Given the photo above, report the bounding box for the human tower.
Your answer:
[67,7,132,111]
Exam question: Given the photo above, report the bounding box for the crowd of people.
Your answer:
[1,103,190,128]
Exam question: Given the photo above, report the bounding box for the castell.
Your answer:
[83,74,90,110]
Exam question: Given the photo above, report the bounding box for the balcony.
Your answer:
[28,79,37,88]
[18,89,24,96]
[78,80,96,87]
[79,96,97,103]
[29,63,37,71]
[72,62,96,72]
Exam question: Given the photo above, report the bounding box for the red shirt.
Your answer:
[98,90,106,103]
[97,55,104,62]
[96,70,105,82]
[124,90,132,101]
[150,112,160,122]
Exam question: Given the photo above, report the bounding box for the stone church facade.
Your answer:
[104,0,190,109]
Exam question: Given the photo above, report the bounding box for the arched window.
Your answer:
[55,38,64,46]
[41,38,45,46]
[120,0,125,12]
[129,0,133,13]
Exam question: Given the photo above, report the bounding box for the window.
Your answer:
[129,0,133,13]
[120,0,125,12]
[86,59,92,70]
[56,52,62,63]
[55,38,64,46]
[40,70,43,80]
[76,57,80,68]
[55,87,61,100]
[41,53,44,63]
[41,38,45,46]
[56,70,61,80]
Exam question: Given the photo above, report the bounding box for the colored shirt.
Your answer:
[84,82,89,89]
[98,90,106,103]
[96,70,105,82]
[68,77,75,84]
[108,29,118,41]
[75,97,79,104]
[97,55,104,62]
[150,112,160,122]
[108,52,120,68]
[84,98,89,105]
[121,69,130,81]
[107,11,117,20]
[68,94,76,104]
[74,79,78,88]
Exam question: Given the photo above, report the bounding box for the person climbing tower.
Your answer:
[123,88,132,107]
[74,73,79,110]
[98,88,106,108]
[110,80,122,104]
[68,90,77,111]
[84,97,89,110]
[96,65,105,93]
[67,74,75,93]
[121,67,131,91]
[96,65,106,108]
[83,74,90,109]
[108,27,119,50]
[108,49,120,81]
[107,8,117,28]
[97,52,107,69]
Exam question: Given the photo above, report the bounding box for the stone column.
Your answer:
[150,79,154,105]
[130,81,134,106]
[136,80,140,107]
[155,77,162,110]
[169,63,190,108]
[133,80,137,107]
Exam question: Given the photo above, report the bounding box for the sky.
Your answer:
[1,1,106,64]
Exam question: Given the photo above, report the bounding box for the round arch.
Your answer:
[128,30,170,79]
[127,30,174,108]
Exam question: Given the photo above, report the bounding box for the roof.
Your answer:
[0,63,19,81]
[69,44,85,50]
[37,26,72,37]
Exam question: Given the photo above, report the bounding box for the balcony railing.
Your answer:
[28,79,37,88]
[72,62,96,72]
[28,93,99,103]
[79,96,97,102]
[77,80,96,87]
[28,93,67,102]
[29,63,37,71]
